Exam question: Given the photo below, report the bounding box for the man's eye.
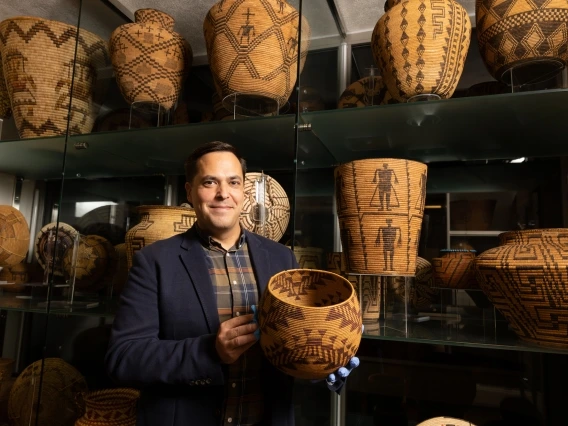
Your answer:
[231,181,241,186]
[203,180,215,186]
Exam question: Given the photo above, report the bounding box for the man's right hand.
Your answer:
[215,314,258,364]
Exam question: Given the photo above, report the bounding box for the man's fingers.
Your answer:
[223,314,254,328]
[229,322,258,340]
[231,332,258,349]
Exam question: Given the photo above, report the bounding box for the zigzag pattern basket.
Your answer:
[335,159,428,275]
[475,228,568,348]
[75,388,140,426]
[204,0,311,108]
[259,269,362,379]
[372,0,471,101]
[0,16,109,138]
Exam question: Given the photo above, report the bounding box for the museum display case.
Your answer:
[1,0,568,424]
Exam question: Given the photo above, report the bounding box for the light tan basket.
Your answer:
[338,76,397,108]
[75,388,140,426]
[476,0,568,84]
[335,158,428,275]
[0,16,109,138]
[8,358,88,426]
[203,0,311,107]
[240,172,290,242]
[0,206,29,267]
[109,9,192,110]
[125,205,197,269]
[372,0,471,101]
[476,228,568,348]
[418,417,476,426]
[259,269,362,380]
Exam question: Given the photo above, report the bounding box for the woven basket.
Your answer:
[75,388,140,426]
[0,16,109,138]
[432,249,478,289]
[0,206,29,267]
[62,235,110,292]
[475,228,568,348]
[335,158,428,275]
[0,49,10,118]
[476,0,568,84]
[337,76,397,108]
[418,417,476,426]
[259,269,362,379]
[109,9,192,111]
[0,262,28,293]
[8,358,88,426]
[204,0,311,108]
[240,172,290,242]
[291,246,323,269]
[326,252,346,276]
[450,199,496,231]
[34,222,79,277]
[125,205,197,269]
[392,257,438,310]
[372,0,471,101]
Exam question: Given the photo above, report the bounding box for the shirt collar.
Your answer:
[195,223,246,251]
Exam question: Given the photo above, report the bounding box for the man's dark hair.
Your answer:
[184,141,247,183]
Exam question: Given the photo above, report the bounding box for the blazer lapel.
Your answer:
[179,228,220,333]
[246,231,271,295]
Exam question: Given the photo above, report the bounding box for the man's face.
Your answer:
[185,151,244,237]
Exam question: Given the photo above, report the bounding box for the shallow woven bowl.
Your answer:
[259,269,362,380]
[418,417,476,426]
[475,228,568,348]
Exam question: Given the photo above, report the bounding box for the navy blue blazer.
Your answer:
[105,226,299,426]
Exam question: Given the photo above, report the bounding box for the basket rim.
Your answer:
[267,268,356,310]
[0,16,103,41]
[335,157,428,168]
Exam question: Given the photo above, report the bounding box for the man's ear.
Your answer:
[184,182,193,207]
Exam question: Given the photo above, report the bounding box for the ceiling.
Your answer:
[0,0,478,65]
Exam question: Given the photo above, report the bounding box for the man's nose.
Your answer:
[216,182,229,198]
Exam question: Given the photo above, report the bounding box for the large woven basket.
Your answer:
[475,229,568,348]
[372,0,471,101]
[34,222,79,277]
[0,205,29,267]
[476,0,568,84]
[432,249,478,289]
[335,158,427,275]
[259,269,362,380]
[125,205,197,269]
[337,76,397,108]
[109,9,192,111]
[75,388,140,426]
[0,16,109,138]
[204,0,311,108]
[8,358,88,426]
[240,172,290,242]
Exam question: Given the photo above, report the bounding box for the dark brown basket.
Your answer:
[259,269,362,380]
[476,228,568,348]
[335,159,428,275]
[432,249,478,289]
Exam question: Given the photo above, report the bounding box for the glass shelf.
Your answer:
[0,115,297,180]
[299,88,568,166]
[363,317,568,356]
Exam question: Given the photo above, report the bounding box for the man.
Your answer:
[106,141,357,426]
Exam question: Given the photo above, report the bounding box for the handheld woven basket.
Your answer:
[372,0,471,101]
[0,205,29,267]
[0,16,109,138]
[335,158,427,275]
[259,269,362,379]
[476,228,568,348]
[204,0,311,108]
[125,205,197,269]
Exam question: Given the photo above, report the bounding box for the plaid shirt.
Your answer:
[196,226,265,426]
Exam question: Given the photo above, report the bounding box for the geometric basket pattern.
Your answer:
[204,0,311,106]
[75,388,140,426]
[259,269,362,380]
[476,0,568,82]
[475,228,568,349]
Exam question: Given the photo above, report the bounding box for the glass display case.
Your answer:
[1,0,568,425]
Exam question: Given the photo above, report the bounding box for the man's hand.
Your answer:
[215,314,258,364]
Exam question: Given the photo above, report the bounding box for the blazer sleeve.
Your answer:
[105,248,225,387]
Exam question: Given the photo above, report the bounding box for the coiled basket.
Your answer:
[75,388,140,426]
[259,269,362,380]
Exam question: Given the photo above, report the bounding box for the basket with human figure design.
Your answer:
[259,269,362,380]
[334,159,428,275]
